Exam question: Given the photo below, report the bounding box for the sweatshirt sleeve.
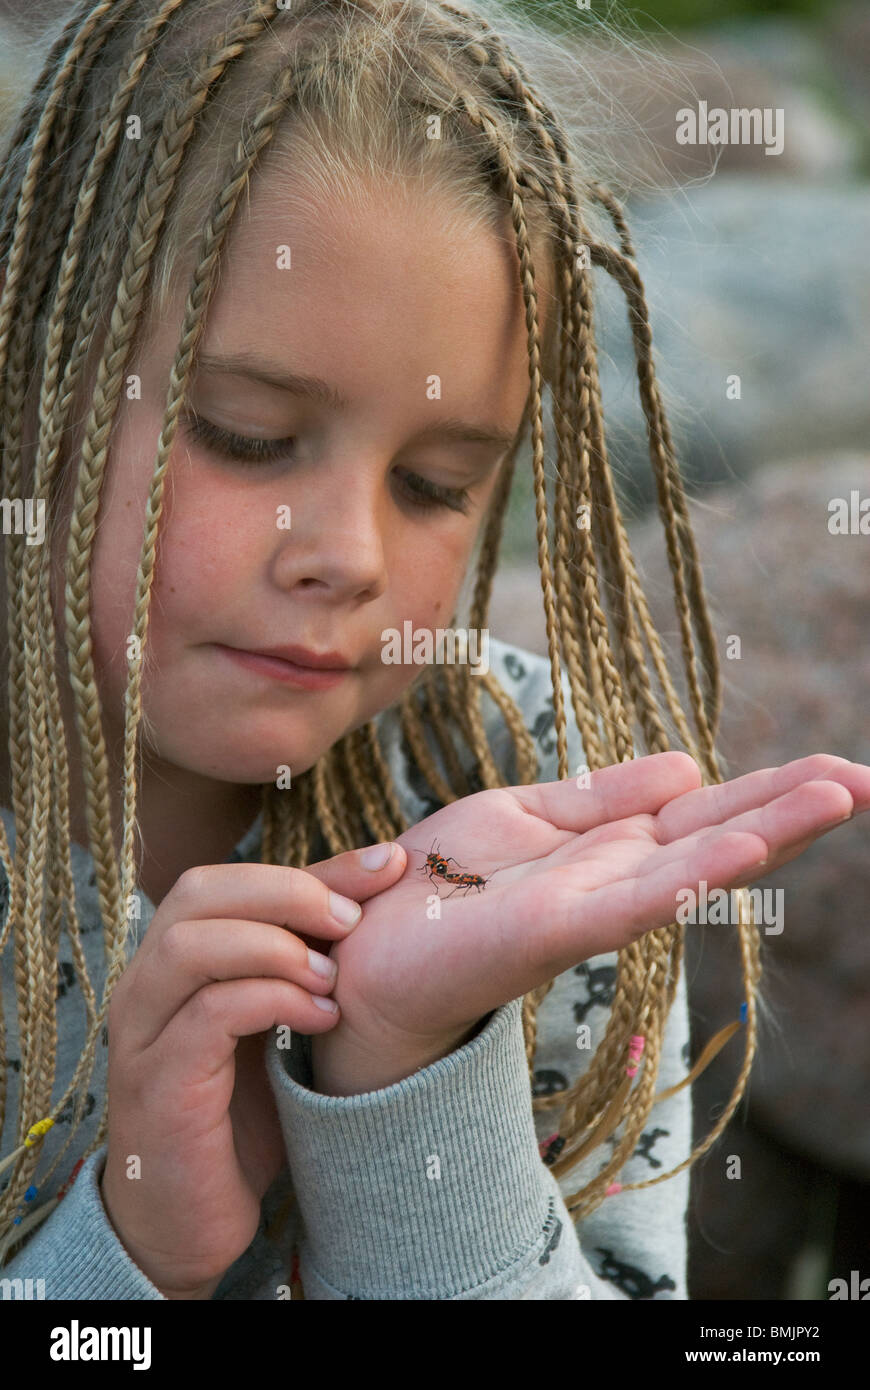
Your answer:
[0,1147,167,1300]
[265,997,628,1299]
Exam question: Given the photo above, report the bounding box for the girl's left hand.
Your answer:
[310,752,870,1094]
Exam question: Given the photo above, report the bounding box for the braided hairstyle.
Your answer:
[0,0,764,1269]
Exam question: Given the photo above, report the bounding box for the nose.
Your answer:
[270,464,388,603]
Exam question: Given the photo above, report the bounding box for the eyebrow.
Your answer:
[193,351,519,450]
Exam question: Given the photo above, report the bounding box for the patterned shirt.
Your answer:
[0,637,690,1299]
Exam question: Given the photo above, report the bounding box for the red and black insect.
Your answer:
[412,837,504,899]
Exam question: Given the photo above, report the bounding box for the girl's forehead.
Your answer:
[143,164,557,395]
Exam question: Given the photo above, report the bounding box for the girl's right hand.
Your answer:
[99,843,407,1299]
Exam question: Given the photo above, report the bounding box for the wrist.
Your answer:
[98,1169,223,1301]
[310,1016,488,1097]
[157,1276,222,1301]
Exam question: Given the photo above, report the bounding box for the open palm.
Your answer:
[320,751,870,1056]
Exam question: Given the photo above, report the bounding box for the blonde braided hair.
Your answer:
[0,0,763,1273]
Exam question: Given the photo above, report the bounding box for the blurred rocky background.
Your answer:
[3,0,868,1302]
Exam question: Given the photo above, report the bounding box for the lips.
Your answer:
[234,644,351,670]
[216,644,351,690]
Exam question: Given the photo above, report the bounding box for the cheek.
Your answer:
[374,517,481,692]
[149,497,250,628]
[397,523,474,626]
[86,429,248,679]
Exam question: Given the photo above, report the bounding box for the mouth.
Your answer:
[215,644,353,690]
[244,643,353,669]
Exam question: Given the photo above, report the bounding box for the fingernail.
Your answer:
[329,891,363,927]
[360,842,394,870]
[312,994,339,1012]
[308,948,337,979]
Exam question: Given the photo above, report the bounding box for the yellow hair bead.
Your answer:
[24,1118,55,1146]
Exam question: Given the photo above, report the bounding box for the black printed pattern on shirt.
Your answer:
[595,1247,676,1299]
[551,937,682,1299]
[572,961,617,1020]
[538,1197,563,1265]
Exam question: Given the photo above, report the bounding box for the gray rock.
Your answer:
[583,179,870,513]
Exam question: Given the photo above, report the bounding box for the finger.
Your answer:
[641,777,854,883]
[655,754,870,844]
[745,824,833,879]
[508,751,704,834]
[119,919,341,1054]
[281,842,408,953]
[301,840,407,900]
[534,830,770,979]
[624,777,853,887]
[140,978,341,1094]
[165,845,405,947]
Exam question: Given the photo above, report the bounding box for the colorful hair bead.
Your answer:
[626,1034,646,1076]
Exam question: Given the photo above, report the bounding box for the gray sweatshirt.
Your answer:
[0,637,691,1299]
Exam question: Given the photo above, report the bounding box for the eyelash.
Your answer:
[182,413,473,515]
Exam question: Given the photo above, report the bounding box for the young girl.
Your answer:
[0,0,866,1301]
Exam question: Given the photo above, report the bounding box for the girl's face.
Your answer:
[50,174,551,790]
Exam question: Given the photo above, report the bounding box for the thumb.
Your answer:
[303,840,408,905]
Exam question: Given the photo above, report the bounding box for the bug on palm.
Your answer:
[412,837,504,898]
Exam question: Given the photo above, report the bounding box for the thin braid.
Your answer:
[590,181,723,747]
[420,667,474,796]
[552,250,613,767]
[7,95,173,1217]
[398,679,460,808]
[589,238,722,776]
[437,0,606,741]
[452,36,639,769]
[0,0,123,254]
[343,728,394,843]
[465,400,522,634]
[106,0,293,1000]
[360,719,408,835]
[440,660,504,792]
[435,20,601,757]
[568,238,710,763]
[467,479,541,783]
[312,747,356,853]
[23,0,183,1138]
[552,257,624,767]
[448,422,540,787]
[422,52,573,789]
[353,736,410,844]
[0,0,139,1229]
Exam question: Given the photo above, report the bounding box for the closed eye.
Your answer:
[183,411,293,464]
[181,412,474,514]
